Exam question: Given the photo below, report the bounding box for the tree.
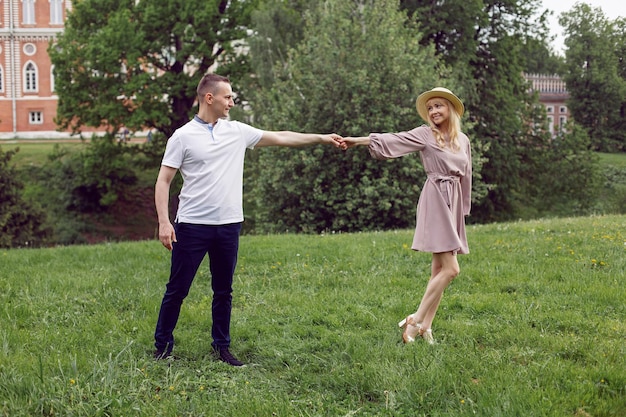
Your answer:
[246,0,311,94]
[249,0,476,233]
[403,0,552,221]
[0,147,50,248]
[44,137,138,213]
[560,4,626,152]
[400,0,598,222]
[519,37,566,75]
[50,0,259,138]
[514,105,601,217]
[470,35,534,220]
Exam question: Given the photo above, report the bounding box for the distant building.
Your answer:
[0,0,102,139]
[524,73,570,135]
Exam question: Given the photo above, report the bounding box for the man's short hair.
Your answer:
[197,74,230,98]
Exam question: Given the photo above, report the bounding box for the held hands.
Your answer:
[338,137,367,150]
[323,134,368,150]
[323,133,344,148]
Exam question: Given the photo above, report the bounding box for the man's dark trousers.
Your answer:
[154,222,242,355]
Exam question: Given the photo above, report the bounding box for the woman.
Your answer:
[340,87,472,344]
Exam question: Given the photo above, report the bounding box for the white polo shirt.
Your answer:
[162,116,263,225]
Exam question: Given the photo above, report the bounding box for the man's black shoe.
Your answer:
[213,347,244,367]
[153,350,175,360]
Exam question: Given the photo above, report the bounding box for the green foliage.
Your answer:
[247,0,310,90]
[516,122,602,217]
[0,147,50,248]
[24,137,140,244]
[401,0,599,223]
[249,0,458,233]
[401,0,550,69]
[1,215,625,415]
[469,35,533,221]
[45,136,138,212]
[50,0,259,138]
[560,5,626,152]
[596,165,626,214]
[518,37,566,74]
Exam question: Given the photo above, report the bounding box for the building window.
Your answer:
[546,106,554,114]
[560,106,567,114]
[559,116,567,129]
[50,0,64,24]
[23,0,36,24]
[29,111,43,124]
[0,66,3,93]
[24,62,38,92]
[50,65,55,92]
[24,43,37,56]
[547,116,554,134]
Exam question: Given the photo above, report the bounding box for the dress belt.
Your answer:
[428,174,459,207]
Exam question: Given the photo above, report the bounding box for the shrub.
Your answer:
[0,147,51,248]
[596,165,626,214]
[45,135,138,213]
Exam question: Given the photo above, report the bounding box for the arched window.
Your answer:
[50,0,64,24]
[24,62,38,92]
[23,0,36,25]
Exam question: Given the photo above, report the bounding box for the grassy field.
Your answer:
[2,142,87,169]
[3,140,157,193]
[597,152,626,169]
[1,215,624,416]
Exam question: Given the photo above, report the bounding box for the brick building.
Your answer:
[524,73,571,135]
[0,0,84,139]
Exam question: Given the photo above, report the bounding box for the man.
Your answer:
[153,73,341,366]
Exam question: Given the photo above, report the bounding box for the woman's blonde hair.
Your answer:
[428,98,461,151]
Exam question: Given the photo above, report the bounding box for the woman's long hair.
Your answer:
[429,98,461,152]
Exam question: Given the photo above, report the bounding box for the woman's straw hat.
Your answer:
[416,87,464,122]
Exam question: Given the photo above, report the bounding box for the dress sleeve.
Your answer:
[368,126,428,160]
[461,136,472,216]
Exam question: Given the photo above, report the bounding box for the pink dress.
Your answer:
[368,125,472,254]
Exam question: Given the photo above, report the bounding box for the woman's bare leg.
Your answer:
[402,252,458,341]
[418,252,459,330]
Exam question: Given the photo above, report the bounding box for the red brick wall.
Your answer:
[1,1,106,137]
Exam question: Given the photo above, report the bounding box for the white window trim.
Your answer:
[24,61,39,93]
[50,0,64,24]
[23,0,36,25]
[50,65,55,92]
[23,43,37,56]
[29,111,44,125]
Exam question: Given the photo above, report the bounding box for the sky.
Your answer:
[540,0,626,54]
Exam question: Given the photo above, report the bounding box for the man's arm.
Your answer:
[155,165,178,250]
[256,131,342,148]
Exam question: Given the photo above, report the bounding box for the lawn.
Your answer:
[2,141,88,170]
[1,215,624,416]
[597,152,626,169]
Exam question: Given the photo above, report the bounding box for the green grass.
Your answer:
[597,152,626,169]
[3,140,157,190]
[1,215,625,416]
[1,142,88,169]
